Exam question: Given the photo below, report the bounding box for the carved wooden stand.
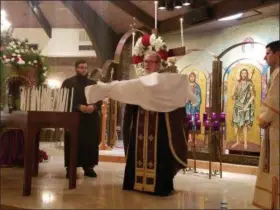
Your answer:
[99,102,110,150]
[21,111,79,196]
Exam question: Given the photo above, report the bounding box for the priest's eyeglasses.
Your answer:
[144,60,159,64]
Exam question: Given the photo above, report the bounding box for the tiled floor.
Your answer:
[0,143,259,209]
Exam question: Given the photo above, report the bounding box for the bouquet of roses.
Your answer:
[1,37,48,85]
[39,149,49,163]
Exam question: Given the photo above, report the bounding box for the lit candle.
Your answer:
[195,112,200,121]
[203,113,208,123]
[204,120,210,131]
[211,112,216,121]
[220,112,226,123]
[70,87,74,112]
[154,1,158,29]
[132,31,135,55]
[180,17,184,47]
[187,120,193,130]
[196,120,201,131]
[65,88,69,112]
[213,121,220,131]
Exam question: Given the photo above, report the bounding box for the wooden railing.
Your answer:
[99,101,108,150]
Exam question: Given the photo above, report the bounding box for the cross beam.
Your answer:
[111,1,155,30]
[62,0,120,65]
[26,1,52,38]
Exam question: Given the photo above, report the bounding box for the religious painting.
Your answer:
[185,72,202,116]
[181,68,207,148]
[225,63,261,152]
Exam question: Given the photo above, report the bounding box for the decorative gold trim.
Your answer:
[125,140,129,162]
[124,112,132,162]
[133,109,158,193]
[134,108,143,190]
[154,113,158,189]
[134,171,144,191]
[143,112,158,192]
[143,173,156,192]
[165,113,188,168]
[182,124,188,146]
[143,110,149,190]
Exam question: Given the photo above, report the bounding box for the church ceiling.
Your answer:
[2,0,278,35]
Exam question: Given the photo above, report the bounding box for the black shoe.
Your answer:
[84,168,97,178]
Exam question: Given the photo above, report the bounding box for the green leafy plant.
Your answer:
[0,37,48,85]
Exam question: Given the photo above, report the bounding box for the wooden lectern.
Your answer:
[0,111,80,196]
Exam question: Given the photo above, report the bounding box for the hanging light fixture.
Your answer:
[158,0,192,10]
[158,0,166,10]
[174,0,183,9]
[218,13,243,21]
[182,0,191,6]
[165,0,174,11]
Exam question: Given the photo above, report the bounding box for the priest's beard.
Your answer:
[76,70,88,78]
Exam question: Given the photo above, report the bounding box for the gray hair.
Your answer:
[144,51,161,63]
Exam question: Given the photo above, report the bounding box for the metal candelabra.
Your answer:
[184,112,226,179]
[203,112,226,179]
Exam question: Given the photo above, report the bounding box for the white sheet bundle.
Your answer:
[85,72,198,112]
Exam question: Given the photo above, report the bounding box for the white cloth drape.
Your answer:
[85,72,198,112]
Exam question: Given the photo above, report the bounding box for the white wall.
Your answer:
[12,28,96,57]
[162,16,280,73]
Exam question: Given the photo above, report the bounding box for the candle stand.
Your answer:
[184,112,226,179]
[203,112,226,179]
[184,112,201,174]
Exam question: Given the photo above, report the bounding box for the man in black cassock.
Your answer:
[61,59,101,178]
[85,52,198,196]
[122,52,190,196]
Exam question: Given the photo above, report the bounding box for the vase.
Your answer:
[11,66,38,87]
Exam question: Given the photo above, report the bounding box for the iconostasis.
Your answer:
[179,50,213,150]
[181,67,208,148]
[178,39,270,155]
[223,62,263,153]
[220,41,268,153]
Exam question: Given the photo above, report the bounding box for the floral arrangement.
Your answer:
[39,149,49,163]
[132,33,169,77]
[0,38,48,85]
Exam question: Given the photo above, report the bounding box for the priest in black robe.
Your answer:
[61,59,101,178]
[85,52,198,196]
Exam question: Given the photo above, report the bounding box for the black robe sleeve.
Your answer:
[122,104,137,157]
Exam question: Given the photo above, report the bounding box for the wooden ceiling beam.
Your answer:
[158,0,279,34]
[158,6,212,34]
[26,1,52,38]
[213,0,278,19]
[111,1,154,30]
[62,0,120,66]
